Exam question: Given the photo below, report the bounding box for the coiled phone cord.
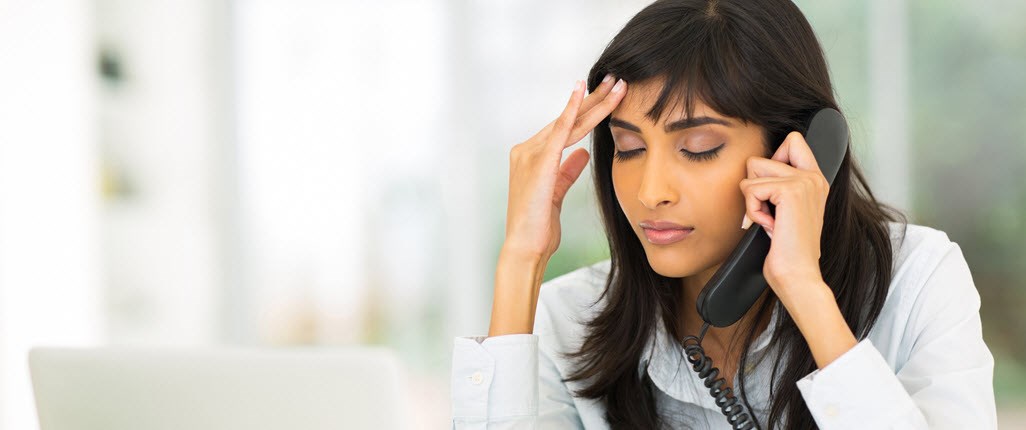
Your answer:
[680,322,762,430]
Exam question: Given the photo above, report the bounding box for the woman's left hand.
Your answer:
[739,131,830,295]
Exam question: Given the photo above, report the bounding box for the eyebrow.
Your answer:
[608,116,732,133]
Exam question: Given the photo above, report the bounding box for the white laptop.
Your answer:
[28,346,411,430]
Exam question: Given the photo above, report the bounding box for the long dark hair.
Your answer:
[560,1,909,428]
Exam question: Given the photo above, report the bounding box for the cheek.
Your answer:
[697,172,748,225]
[721,174,747,204]
[610,170,632,216]
[610,167,646,235]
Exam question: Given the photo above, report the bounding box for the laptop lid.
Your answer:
[29,346,410,430]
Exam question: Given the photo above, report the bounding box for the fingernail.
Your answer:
[741,214,753,230]
[611,79,625,92]
[573,80,582,92]
[602,73,613,83]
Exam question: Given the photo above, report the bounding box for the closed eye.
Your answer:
[613,143,724,163]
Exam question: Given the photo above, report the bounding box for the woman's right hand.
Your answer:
[502,74,628,263]
[489,74,627,337]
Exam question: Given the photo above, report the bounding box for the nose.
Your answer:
[637,155,679,210]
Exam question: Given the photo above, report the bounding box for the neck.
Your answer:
[677,264,774,355]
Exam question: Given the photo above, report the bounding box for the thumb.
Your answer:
[553,147,590,209]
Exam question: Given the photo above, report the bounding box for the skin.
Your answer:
[608,76,857,391]
[492,74,857,395]
[608,78,772,389]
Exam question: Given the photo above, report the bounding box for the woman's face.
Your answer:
[609,77,769,286]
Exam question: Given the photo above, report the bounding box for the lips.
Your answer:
[639,220,694,230]
[642,227,693,245]
[639,220,695,245]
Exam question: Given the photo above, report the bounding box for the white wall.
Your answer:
[0,1,101,429]
[95,0,229,346]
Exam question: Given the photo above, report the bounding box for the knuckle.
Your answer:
[796,174,812,189]
[511,143,535,162]
[808,175,823,191]
[555,113,573,129]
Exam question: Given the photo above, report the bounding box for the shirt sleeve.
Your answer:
[450,333,584,429]
[795,243,997,429]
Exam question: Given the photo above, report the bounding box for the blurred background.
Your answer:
[1,0,1023,428]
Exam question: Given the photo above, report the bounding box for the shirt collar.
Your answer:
[638,302,781,410]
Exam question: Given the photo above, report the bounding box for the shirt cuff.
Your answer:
[451,334,539,420]
[796,338,921,428]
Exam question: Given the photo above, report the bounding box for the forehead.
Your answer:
[610,78,723,126]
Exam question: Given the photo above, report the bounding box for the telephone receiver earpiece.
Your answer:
[695,108,849,328]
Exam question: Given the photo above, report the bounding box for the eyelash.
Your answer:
[613,143,724,163]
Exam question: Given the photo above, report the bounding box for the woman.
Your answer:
[451,0,997,428]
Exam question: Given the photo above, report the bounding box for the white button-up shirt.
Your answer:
[451,222,997,429]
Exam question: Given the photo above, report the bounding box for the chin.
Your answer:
[642,244,701,278]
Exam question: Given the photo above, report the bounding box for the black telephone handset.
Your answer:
[696,108,849,327]
[682,108,849,430]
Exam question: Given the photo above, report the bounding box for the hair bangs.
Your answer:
[590,7,760,129]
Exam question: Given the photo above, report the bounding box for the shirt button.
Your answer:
[825,404,839,418]
[470,371,484,385]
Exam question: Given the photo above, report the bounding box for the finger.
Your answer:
[578,73,619,114]
[746,155,797,180]
[741,199,773,230]
[550,80,586,147]
[739,179,781,230]
[743,192,775,232]
[757,145,831,196]
[772,131,822,174]
[553,147,590,210]
[532,77,617,148]
[740,176,790,188]
[533,119,555,141]
[566,79,627,146]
